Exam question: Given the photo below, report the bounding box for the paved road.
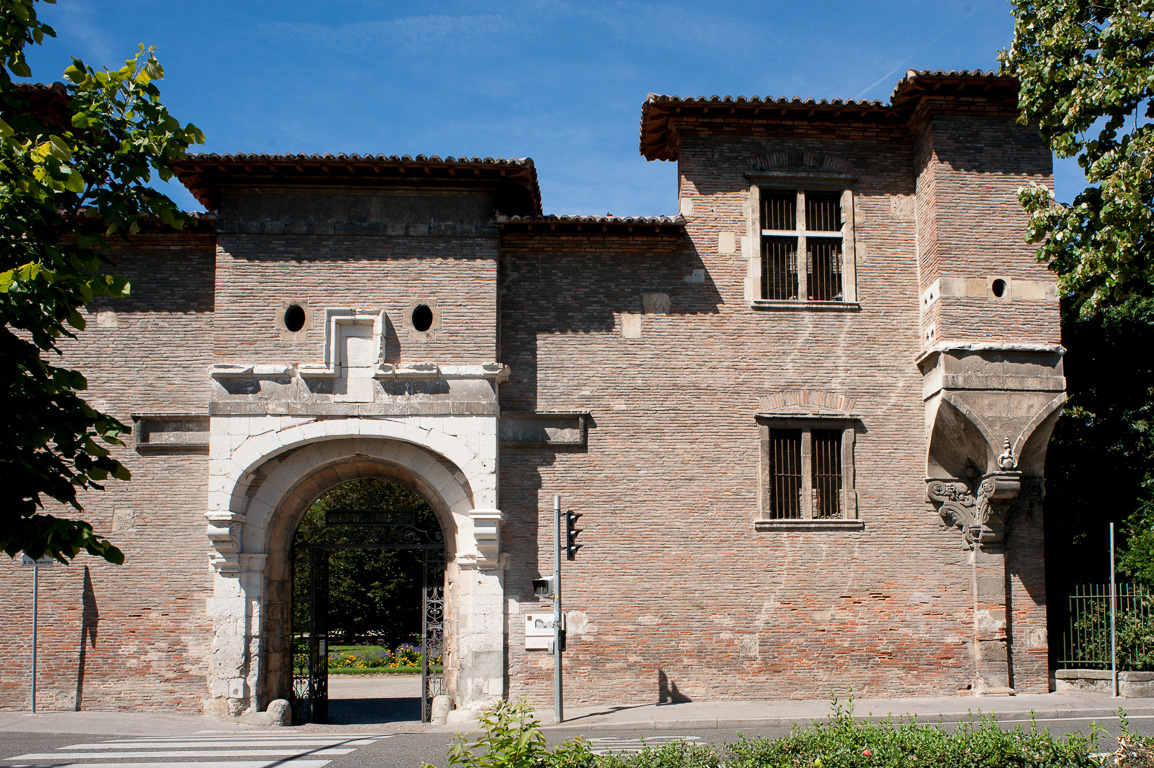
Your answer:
[0,732,392,768]
[4,714,1148,768]
[1,675,1152,767]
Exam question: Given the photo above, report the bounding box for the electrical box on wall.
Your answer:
[524,613,563,651]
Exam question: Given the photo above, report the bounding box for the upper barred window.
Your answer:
[761,191,844,301]
[747,181,858,309]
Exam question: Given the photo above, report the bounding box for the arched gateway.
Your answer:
[204,407,506,720]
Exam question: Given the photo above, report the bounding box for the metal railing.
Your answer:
[1058,582,1154,671]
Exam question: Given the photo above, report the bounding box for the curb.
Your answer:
[543,707,1154,732]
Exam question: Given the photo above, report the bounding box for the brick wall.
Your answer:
[913,106,1058,346]
[211,189,500,365]
[500,118,1051,705]
[0,230,216,711]
[0,91,1058,713]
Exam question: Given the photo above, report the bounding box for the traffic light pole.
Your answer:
[553,494,563,723]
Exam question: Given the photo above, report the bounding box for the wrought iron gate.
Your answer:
[291,509,445,724]
[421,548,446,721]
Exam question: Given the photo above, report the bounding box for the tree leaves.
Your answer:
[1003,2,1154,587]
[1000,0,1154,315]
[0,0,201,565]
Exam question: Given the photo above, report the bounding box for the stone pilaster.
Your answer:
[920,343,1063,694]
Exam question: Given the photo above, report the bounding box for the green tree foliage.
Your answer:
[1042,298,1154,596]
[1120,499,1154,587]
[0,0,202,564]
[1000,0,1154,314]
[1002,1,1154,594]
[293,479,442,645]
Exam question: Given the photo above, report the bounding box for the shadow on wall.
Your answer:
[499,235,722,415]
[75,566,98,711]
[657,669,691,705]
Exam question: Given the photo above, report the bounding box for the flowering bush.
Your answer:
[328,641,442,671]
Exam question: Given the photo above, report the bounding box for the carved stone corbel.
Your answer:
[927,454,1043,551]
[207,512,245,573]
[469,509,504,568]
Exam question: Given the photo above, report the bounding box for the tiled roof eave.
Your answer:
[498,214,685,234]
[172,153,542,215]
[639,70,1020,161]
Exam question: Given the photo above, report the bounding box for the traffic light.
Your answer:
[565,510,582,560]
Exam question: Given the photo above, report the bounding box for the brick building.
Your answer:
[0,70,1065,720]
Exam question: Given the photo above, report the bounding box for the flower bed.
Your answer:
[328,642,440,673]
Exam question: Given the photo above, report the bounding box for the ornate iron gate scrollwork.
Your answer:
[422,548,446,722]
[291,508,446,724]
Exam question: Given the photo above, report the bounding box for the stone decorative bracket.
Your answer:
[469,509,504,568]
[132,413,209,453]
[927,469,1044,550]
[500,412,589,448]
[207,511,245,573]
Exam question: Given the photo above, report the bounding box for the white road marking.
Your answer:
[59,741,375,750]
[587,736,702,755]
[997,714,1154,724]
[9,750,356,761]
[16,762,335,768]
[12,731,392,768]
[98,736,386,743]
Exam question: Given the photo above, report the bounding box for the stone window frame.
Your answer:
[755,413,862,530]
[745,173,860,311]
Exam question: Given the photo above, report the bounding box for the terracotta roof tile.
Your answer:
[640,70,1020,161]
[499,214,685,233]
[173,153,542,215]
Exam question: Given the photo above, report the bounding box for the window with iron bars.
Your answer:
[760,190,845,302]
[758,419,858,523]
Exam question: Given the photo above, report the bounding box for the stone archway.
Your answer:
[204,416,505,719]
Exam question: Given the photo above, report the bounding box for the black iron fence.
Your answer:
[1058,583,1154,671]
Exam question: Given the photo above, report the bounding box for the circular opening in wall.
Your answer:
[991,279,1007,298]
[283,304,306,333]
[411,304,434,332]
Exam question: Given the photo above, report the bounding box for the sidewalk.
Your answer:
[2,691,1151,737]
[0,710,263,737]
[537,691,1154,733]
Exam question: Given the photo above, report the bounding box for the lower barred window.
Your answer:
[759,417,858,525]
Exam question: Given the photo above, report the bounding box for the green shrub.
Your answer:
[440,698,578,768]
[727,697,1100,768]
[434,695,1112,768]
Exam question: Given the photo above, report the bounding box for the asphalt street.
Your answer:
[2,714,1152,768]
[1,675,1152,767]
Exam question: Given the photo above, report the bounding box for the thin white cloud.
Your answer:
[38,0,119,69]
[261,14,514,52]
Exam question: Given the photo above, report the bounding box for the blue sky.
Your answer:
[23,0,1083,216]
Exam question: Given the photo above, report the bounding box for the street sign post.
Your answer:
[20,554,52,715]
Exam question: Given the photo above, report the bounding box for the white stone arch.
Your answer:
[242,438,473,555]
[204,415,505,719]
[212,417,496,518]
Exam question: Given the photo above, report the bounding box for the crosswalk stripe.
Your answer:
[10,749,357,761]
[11,732,392,768]
[98,736,386,743]
[13,762,335,768]
[59,741,375,750]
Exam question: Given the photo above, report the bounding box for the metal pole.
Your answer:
[1110,522,1118,697]
[31,562,38,715]
[553,494,563,723]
